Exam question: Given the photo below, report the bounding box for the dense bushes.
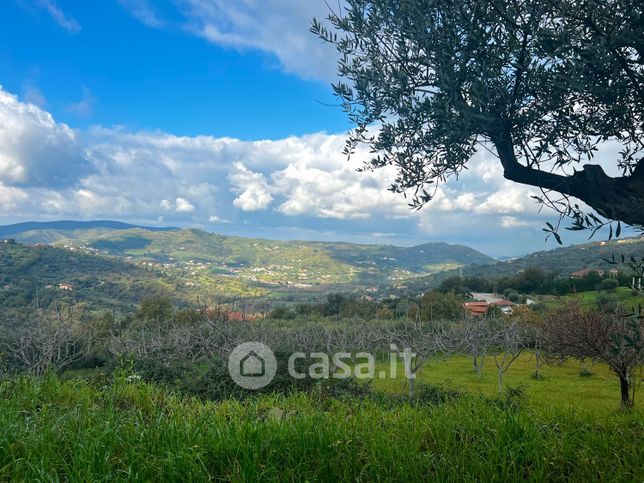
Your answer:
[269,290,469,323]
[496,267,629,296]
[416,291,465,320]
[130,351,370,402]
[438,275,493,294]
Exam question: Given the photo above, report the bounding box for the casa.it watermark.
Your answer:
[228,342,416,390]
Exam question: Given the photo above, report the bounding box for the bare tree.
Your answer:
[5,305,96,376]
[459,316,493,378]
[386,320,461,399]
[110,304,246,363]
[513,306,546,380]
[487,319,528,396]
[542,303,644,408]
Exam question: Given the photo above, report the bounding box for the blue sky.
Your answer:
[0,0,625,257]
[0,0,347,138]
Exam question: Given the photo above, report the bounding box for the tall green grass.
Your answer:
[0,376,642,481]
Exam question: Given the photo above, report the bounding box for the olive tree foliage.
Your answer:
[312,0,644,237]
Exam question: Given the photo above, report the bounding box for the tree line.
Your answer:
[1,297,642,408]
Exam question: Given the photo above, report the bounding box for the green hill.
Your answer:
[405,237,644,292]
[0,241,183,320]
[3,221,642,303]
[0,221,494,295]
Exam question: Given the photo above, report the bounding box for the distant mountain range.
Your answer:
[0,220,494,298]
[0,220,176,243]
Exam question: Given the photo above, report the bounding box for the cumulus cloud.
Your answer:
[476,183,535,214]
[161,197,195,213]
[0,86,89,187]
[0,184,28,212]
[229,163,273,211]
[271,159,409,220]
[0,85,613,256]
[175,197,195,213]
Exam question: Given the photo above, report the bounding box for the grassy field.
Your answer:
[0,375,642,481]
[373,353,642,413]
[540,287,644,311]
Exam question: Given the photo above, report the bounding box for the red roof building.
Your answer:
[464,300,514,316]
[463,301,489,316]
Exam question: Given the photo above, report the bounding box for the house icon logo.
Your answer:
[228,342,277,390]
[240,350,265,377]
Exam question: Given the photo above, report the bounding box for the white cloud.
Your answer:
[143,0,341,81]
[160,197,195,213]
[229,162,273,211]
[74,189,134,215]
[500,216,532,228]
[0,184,28,212]
[160,199,173,210]
[0,85,623,256]
[35,0,81,33]
[0,86,89,187]
[453,193,478,211]
[271,160,409,220]
[175,197,195,213]
[476,183,535,214]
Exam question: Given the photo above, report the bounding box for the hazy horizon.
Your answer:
[2,216,635,260]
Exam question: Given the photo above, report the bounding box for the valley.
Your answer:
[1,221,494,304]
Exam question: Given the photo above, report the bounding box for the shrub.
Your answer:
[376,306,394,320]
[503,288,518,298]
[503,385,527,409]
[414,383,463,405]
[596,294,618,313]
[269,305,297,320]
[507,292,521,303]
[136,296,173,324]
[599,278,619,292]
[418,291,464,321]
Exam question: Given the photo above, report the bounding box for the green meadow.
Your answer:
[372,353,642,413]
